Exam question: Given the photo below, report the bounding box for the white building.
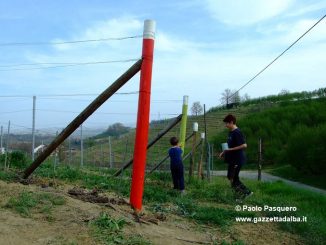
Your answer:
[34,144,46,154]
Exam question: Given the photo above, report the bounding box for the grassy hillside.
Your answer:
[214,98,326,164]
[213,97,326,189]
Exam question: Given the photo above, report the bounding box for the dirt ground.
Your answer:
[0,179,304,245]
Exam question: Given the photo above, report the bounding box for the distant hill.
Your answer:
[92,123,131,139]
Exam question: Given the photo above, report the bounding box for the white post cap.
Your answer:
[193,122,198,132]
[183,95,189,105]
[200,132,205,139]
[143,20,156,40]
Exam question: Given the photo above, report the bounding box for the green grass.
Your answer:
[243,180,326,245]
[90,212,151,245]
[90,212,126,244]
[147,178,255,227]
[4,190,65,219]
[5,191,38,217]
[219,241,246,245]
[0,169,17,182]
[149,174,325,244]
[174,196,254,227]
[22,164,326,244]
[267,165,326,190]
[91,212,126,232]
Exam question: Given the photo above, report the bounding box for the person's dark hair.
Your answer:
[170,136,179,146]
[223,114,236,124]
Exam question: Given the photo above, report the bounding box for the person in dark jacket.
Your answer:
[219,114,252,199]
[168,137,185,193]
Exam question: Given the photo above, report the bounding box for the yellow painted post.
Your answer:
[179,95,188,155]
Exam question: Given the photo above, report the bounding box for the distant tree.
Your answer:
[191,101,203,116]
[241,93,250,102]
[220,89,232,105]
[106,123,129,137]
[94,123,130,139]
[316,87,326,97]
[232,91,241,104]
[278,89,290,95]
[221,89,241,106]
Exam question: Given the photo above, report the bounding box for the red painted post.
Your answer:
[130,20,156,212]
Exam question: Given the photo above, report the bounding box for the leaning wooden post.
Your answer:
[189,122,198,177]
[113,114,182,177]
[22,59,142,179]
[80,125,84,167]
[198,132,205,179]
[179,95,188,154]
[148,130,193,174]
[183,141,202,162]
[130,20,156,212]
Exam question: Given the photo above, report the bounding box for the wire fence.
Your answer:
[0,98,250,177]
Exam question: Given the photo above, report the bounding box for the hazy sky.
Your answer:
[0,0,325,133]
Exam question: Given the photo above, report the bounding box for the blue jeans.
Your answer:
[170,163,185,190]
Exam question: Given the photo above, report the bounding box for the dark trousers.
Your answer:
[227,163,251,195]
[170,163,185,191]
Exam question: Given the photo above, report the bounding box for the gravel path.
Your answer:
[211,170,326,195]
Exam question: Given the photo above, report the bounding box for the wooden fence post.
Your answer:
[258,138,262,181]
[189,122,198,177]
[198,132,205,179]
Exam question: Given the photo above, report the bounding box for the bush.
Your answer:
[286,125,326,175]
[9,151,28,169]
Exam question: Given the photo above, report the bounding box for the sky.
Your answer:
[0,0,325,134]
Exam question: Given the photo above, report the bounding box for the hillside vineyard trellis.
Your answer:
[18,19,218,212]
[21,19,160,213]
[113,114,182,176]
[22,59,142,178]
[15,106,244,171]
